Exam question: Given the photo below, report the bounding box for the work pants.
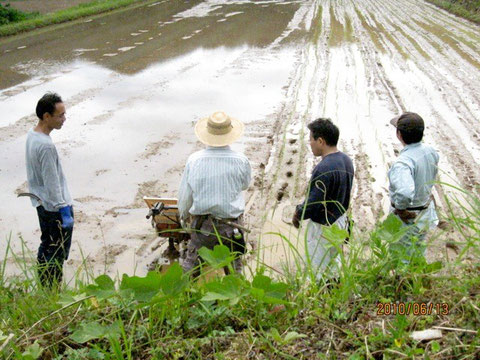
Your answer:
[306,214,347,281]
[36,206,73,288]
[182,215,245,277]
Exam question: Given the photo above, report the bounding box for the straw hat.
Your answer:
[195,111,244,147]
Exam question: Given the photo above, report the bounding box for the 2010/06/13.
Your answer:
[377,302,449,316]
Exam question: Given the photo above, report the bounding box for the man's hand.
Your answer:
[59,206,74,229]
[292,212,301,229]
[394,208,417,223]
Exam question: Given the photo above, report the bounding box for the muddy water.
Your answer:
[0,0,307,280]
[1,0,480,281]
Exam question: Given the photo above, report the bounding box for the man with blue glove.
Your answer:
[25,92,74,288]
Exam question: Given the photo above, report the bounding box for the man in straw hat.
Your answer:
[178,111,251,277]
[388,112,439,262]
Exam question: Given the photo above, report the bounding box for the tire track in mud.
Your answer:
[255,0,389,232]
[259,0,325,210]
[356,0,480,194]
[257,0,480,237]
[335,0,480,203]
[370,0,480,134]
[243,0,326,252]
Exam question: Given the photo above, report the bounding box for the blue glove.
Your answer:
[59,206,74,229]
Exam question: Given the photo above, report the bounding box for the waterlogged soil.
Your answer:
[1,0,480,281]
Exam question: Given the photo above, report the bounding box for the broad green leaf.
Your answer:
[120,271,162,302]
[70,322,105,343]
[269,328,283,343]
[57,293,89,307]
[70,321,120,344]
[22,341,43,360]
[322,224,348,246]
[348,355,364,360]
[251,274,288,304]
[87,349,105,359]
[160,262,189,297]
[283,331,307,343]
[201,275,248,305]
[383,214,403,234]
[424,261,443,273]
[85,275,116,300]
[201,291,231,302]
[377,221,404,245]
[431,340,441,353]
[198,245,235,269]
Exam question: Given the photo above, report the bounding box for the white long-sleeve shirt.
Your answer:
[25,129,72,212]
[178,146,251,220]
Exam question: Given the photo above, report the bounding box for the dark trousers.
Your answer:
[182,215,245,277]
[36,206,73,287]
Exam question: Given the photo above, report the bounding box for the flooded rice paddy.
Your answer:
[1,0,480,280]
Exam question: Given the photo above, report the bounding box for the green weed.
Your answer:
[0,0,156,37]
[0,188,479,358]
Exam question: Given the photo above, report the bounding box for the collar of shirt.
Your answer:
[400,142,421,154]
[206,145,231,151]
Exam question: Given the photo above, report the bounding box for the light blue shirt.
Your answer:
[388,142,439,230]
[178,146,251,220]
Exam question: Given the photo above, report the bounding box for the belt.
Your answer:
[391,203,429,211]
[192,214,249,233]
[193,214,239,222]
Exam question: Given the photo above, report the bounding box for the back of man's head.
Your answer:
[392,112,424,144]
[308,118,339,146]
[36,92,63,121]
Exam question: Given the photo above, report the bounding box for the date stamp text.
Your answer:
[376,302,449,316]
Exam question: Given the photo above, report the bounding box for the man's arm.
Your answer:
[389,161,415,210]
[293,171,328,226]
[177,162,193,220]
[389,161,417,222]
[38,146,67,210]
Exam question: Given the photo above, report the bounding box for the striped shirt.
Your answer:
[178,146,251,220]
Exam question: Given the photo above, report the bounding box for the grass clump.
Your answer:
[0,3,38,26]
[0,0,151,37]
[0,187,479,359]
[426,0,480,23]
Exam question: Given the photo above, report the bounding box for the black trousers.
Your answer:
[36,206,73,287]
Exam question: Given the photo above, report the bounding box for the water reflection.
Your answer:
[0,0,301,90]
[1,44,295,129]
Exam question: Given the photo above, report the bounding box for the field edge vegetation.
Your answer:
[0,0,153,37]
[0,186,479,359]
[426,0,480,23]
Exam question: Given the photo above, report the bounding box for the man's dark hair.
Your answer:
[36,92,63,120]
[393,112,424,144]
[307,118,339,146]
[398,127,424,144]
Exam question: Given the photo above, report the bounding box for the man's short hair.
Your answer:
[307,118,339,146]
[36,92,63,120]
[398,127,424,144]
[391,112,425,144]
